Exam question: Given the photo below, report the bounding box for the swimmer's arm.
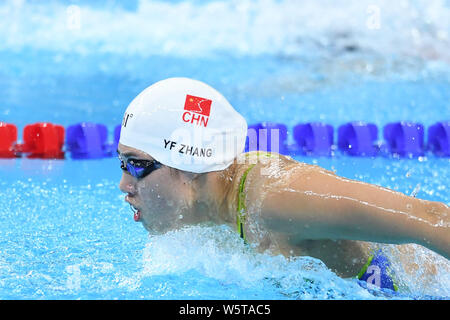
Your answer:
[259,165,450,259]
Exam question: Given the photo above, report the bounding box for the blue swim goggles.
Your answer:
[119,154,162,179]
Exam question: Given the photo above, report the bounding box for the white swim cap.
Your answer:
[119,78,248,173]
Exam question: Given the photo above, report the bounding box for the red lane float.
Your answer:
[14,122,65,159]
[0,122,18,158]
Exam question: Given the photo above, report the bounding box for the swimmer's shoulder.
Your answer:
[236,151,296,168]
[236,151,332,183]
[231,152,339,214]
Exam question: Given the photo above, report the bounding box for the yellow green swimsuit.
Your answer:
[236,151,276,242]
[235,152,399,292]
[236,163,255,242]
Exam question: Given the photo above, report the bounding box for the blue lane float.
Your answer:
[428,121,450,157]
[245,123,262,152]
[245,122,288,154]
[114,124,121,152]
[338,122,379,156]
[3,120,450,159]
[66,122,115,159]
[293,122,334,156]
[383,122,424,157]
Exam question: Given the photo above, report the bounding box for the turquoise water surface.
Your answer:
[0,0,449,299]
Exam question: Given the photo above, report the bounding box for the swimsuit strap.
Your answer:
[236,151,276,242]
[236,151,277,242]
[237,163,255,242]
[243,151,278,159]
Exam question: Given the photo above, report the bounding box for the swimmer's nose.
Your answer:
[119,172,137,195]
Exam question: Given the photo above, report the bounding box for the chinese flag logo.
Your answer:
[184,95,212,117]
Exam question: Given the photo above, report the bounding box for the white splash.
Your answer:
[140,224,375,298]
[0,0,449,62]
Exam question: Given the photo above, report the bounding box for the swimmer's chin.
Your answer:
[141,222,161,235]
[141,220,187,235]
[141,221,173,235]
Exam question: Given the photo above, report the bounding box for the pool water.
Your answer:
[0,0,449,299]
[1,155,448,299]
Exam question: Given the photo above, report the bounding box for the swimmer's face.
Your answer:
[117,143,192,234]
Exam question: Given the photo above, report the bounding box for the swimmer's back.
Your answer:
[232,151,372,277]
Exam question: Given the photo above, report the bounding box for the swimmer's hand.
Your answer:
[258,164,450,260]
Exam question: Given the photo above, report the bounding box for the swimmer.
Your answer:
[118,78,449,291]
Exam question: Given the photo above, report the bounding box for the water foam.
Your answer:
[141,225,380,299]
[1,0,450,62]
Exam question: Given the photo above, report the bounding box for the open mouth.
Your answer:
[129,204,141,222]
